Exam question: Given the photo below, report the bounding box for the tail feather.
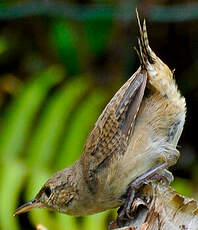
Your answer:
[135,10,186,115]
[135,9,154,69]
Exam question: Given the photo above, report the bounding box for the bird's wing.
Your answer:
[80,11,150,192]
[81,68,147,192]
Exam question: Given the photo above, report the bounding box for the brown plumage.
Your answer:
[14,11,186,220]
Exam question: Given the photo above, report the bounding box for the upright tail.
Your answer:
[135,9,154,70]
[135,9,186,116]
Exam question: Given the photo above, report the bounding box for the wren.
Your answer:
[14,11,186,223]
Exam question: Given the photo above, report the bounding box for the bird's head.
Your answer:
[14,167,79,216]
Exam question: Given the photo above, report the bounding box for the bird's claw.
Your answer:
[114,187,135,227]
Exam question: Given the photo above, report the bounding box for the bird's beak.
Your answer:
[13,198,39,216]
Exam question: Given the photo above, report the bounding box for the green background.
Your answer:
[0,0,198,229]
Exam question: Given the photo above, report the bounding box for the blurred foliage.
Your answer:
[0,0,198,230]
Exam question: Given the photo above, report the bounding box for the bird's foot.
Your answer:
[118,188,135,220]
[112,194,147,229]
[111,164,173,229]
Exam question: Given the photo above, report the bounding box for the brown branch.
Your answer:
[114,183,198,230]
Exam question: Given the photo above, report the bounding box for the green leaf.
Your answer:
[0,66,65,160]
[26,76,91,170]
[84,18,113,55]
[0,160,27,230]
[50,21,80,75]
[83,211,108,230]
[56,213,78,230]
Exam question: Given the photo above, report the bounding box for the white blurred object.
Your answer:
[36,224,48,230]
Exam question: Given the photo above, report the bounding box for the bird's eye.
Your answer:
[44,186,51,198]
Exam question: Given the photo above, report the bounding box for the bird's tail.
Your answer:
[135,9,154,70]
[135,9,186,115]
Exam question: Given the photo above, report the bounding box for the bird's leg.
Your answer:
[115,146,179,228]
[115,162,174,227]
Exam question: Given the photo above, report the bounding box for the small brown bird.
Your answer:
[14,11,186,222]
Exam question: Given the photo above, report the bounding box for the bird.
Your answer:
[14,10,186,225]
